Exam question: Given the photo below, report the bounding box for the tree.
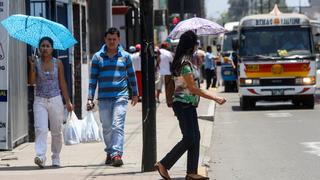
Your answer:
[217,12,230,26]
[227,0,249,21]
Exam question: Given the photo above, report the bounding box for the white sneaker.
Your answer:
[34,156,45,168]
[52,158,60,167]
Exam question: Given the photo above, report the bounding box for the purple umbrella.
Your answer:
[168,17,228,39]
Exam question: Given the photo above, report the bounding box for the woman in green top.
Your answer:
[155,31,226,180]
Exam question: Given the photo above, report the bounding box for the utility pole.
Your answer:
[268,0,271,12]
[299,0,302,13]
[180,0,184,20]
[106,0,113,29]
[140,0,157,172]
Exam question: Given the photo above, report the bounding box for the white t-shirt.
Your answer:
[131,52,141,71]
[159,48,173,75]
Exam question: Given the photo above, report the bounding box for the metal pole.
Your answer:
[260,0,263,13]
[180,0,184,20]
[140,0,157,173]
[106,0,113,28]
[299,0,301,13]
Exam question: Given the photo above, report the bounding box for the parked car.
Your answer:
[317,58,320,88]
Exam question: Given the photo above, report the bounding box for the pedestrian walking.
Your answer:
[193,45,205,83]
[215,44,223,87]
[28,36,73,168]
[86,27,138,167]
[157,42,174,106]
[204,46,217,89]
[155,31,226,180]
[131,44,142,100]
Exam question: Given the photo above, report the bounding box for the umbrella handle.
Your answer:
[32,48,39,59]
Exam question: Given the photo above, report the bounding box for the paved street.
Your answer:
[209,89,320,180]
[0,91,215,180]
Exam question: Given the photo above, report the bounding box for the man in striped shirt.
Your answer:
[87,27,138,167]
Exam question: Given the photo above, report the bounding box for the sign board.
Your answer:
[0,0,8,149]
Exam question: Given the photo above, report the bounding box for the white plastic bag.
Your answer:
[63,111,82,145]
[81,111,101,143]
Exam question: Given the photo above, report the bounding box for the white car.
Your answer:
[317,61,320,88]
[316,57,320,88]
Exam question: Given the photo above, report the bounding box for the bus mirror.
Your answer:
[232,38,239,51]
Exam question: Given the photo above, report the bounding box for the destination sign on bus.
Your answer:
[255,18,301,26]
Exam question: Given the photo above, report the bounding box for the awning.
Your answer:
[112,6,129,15]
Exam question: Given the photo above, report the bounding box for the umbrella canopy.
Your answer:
[1,14,77,50]
[168,17,228,39]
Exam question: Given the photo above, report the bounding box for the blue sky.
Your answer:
[205,0,311,19]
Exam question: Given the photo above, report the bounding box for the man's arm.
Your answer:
[87,54,100,110]
[126,55,139,106]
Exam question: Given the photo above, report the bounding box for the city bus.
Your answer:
[234,5,316,110]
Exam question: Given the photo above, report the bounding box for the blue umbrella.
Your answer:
[1,14,77,50]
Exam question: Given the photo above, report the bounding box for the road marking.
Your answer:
[264,112,292,118]
[301,142,320,157]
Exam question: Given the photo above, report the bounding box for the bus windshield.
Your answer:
[239,26,312,58]
[223,31,237,52]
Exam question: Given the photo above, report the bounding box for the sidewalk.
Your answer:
[0,91,216,180]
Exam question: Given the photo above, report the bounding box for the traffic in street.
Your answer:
[209,90,320,180]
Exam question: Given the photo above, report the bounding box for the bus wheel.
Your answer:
[303,95,315,109]
[240,96,255,110]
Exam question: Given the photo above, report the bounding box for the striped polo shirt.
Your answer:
[88,44,138,99]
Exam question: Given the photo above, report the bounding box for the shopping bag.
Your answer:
[81,111,101,143]
[63,111,82,145]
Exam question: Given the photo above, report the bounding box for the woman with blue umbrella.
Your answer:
[29,37,73,168]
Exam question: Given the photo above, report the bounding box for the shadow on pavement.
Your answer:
[92,171,185,179]
[0,164,106,171]
[232,104,308,112]
[198,116,213,122]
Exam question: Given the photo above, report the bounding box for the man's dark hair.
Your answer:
[206,46,212,52]
[105,27,120,37]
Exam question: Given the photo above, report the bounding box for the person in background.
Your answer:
[155,31,226,180]
[154,46,161,103]
[128,46,136,56]
[127,46,136,99]
[86,27,138,167]
[204,46,216,89]
[215,44,223,87]
[28,36,73,168]
[131,44,142,100]
[156,42,174,106]
[193,44,205,83]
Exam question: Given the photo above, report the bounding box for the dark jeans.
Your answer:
[160,101,200,174]
[205,69,216,89]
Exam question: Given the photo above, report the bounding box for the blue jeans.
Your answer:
[160,101,200,174]
[98,96,128,157]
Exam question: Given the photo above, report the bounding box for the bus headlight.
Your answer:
[245,79,253,84]
[240,78,260,86]
[295,76,315,85]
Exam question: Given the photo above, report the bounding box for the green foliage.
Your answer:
[227,0,249,21]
